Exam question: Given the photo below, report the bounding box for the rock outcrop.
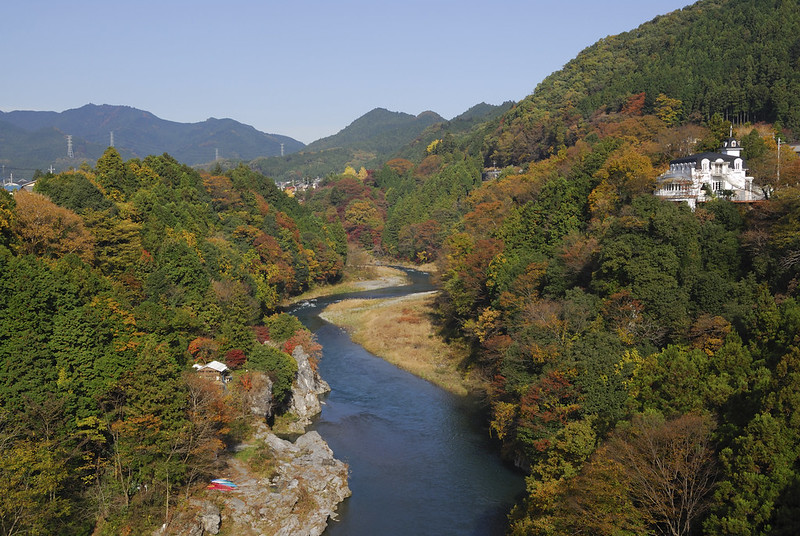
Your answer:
[242,371,274,421]
[162,426,350,536]
[286,346,330,432]
[160,345,346,536]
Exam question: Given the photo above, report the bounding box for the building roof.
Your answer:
[193,360,230,373]
[670,152,738,166]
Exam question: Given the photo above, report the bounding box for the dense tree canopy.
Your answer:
[485,0,800,167]
[0,153,345,534]
[3,1,800,534]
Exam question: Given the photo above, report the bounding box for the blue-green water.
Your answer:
[291,270,525,535]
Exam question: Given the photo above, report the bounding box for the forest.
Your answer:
[3,0,800,534]
[0,151,346,534]
[484,0,800,167]
[295,91,800,534]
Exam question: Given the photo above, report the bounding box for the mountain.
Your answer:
[304,108,445,155]
[0,104,305,179]
[486,0,800,166]
[389,101,515,163]
[250,104,514,181]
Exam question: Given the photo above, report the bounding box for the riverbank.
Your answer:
[282,247,437,306]
[282,265,409,305]
[319,291,474,396]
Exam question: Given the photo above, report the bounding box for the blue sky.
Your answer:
[2,0,691,144]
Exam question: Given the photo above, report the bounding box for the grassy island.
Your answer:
[319,291,473,396]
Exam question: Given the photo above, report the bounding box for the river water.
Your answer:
[290,269,525,536]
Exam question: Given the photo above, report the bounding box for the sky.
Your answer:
[2,0,692,145]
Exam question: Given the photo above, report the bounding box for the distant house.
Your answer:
[654,137,764,210]
[192,360,231,384]
[2,175,21,193]
[482,167,501,181]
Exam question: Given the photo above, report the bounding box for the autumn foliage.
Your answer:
[13,189,94,261]
[224,348,247,369]
[282,329,322,370]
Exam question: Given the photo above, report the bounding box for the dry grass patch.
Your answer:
[320,292,472,395]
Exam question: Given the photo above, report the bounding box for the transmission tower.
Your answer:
[280,143,284,157]
[110,131,114,147]
[215,148,220,161]
[67,135,74,158]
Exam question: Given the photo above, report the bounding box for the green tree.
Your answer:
[0,438,69,536]
[95,147,131,200]
[247,344,297,404]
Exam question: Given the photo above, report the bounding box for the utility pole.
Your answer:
[777,137,781,186]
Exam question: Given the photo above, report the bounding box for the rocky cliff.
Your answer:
[287,346,330,432]
[162,425,349,536]
[159,345,347,535]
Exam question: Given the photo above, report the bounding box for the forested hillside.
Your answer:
[485,0,800,166]
[287,1,800,533]
[250,108,444,183]
[0,149,345,534]
[3,0,800,534]
[433,107,800,534]
[250,103,512,183]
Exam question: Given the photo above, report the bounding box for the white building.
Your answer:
[654,137,764,210]
[192,360,231,384]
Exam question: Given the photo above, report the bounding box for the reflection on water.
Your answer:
[291,270,525,536]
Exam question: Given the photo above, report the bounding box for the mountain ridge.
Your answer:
[304,107,445,154]
[249,103,513,181]
[0,104,305,179]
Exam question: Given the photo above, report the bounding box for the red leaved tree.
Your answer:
[224,349,246,369]
[282,329,322,370]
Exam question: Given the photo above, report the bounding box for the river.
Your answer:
[290,269,525,536]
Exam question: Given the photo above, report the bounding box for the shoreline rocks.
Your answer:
[162,426,350,536]
[160,345,347,535]
[221,426,350,536]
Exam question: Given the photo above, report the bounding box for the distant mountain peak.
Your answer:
[305,107,444,154]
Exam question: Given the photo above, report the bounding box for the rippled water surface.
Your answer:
[291,271,525,536]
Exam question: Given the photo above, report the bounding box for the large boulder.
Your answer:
[218,426,349,536]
